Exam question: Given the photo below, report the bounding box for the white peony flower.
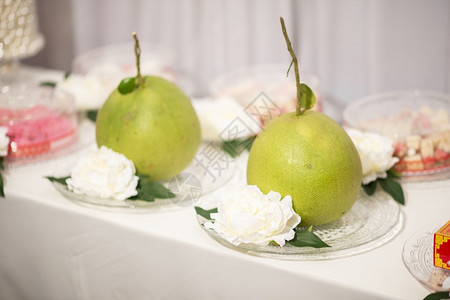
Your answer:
[0,126,10,157]
[56,73,116,111]
[66,146,139,200]
[204,185,301,247]
[346,128,399,185]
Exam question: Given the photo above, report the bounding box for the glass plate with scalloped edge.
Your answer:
[196,189,404,260]
[402,221,450,292]
[50,142,240,213]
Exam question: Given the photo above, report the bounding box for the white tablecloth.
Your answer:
[0,66,449,300]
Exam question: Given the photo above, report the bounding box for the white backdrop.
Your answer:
[26,0,450,102]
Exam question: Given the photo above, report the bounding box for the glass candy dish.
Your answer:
[0,84,78,163]
[402,221,450,292]
[343,90,450,181]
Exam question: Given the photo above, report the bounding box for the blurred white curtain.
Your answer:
[28,0,450,102]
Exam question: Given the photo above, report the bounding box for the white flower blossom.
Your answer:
[204,185,301,247]
[56,74,114,111]
[346,128,399,185]
[192,97,261,142]
[66,146,139,200]
[0,126,10,157]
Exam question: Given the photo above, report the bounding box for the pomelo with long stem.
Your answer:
[96,32,201,181]
[246,18,362,226]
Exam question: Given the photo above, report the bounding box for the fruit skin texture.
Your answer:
[96,75,201,181]
[247,110,362,226]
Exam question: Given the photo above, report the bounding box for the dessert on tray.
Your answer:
[359,106,450,174]
[0,86,78,160]
[343,90,450,177]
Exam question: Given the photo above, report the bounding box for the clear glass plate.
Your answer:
[343,90,450,182]
[51,143,238,213]
[402,221,450,292]
[196,189,403,260]
[7,118,95,167]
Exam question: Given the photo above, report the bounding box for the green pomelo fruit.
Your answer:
[96,75,201,181]
[247,110,362,226]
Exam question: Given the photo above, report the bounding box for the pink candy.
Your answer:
[0,106,77,158]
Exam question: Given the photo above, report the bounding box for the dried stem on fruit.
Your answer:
[132,32,143,88]
[280,17,302,116]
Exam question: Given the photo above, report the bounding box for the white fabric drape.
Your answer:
[27,0,450,102]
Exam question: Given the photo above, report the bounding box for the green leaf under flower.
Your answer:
[39,81,57,88]
[287,228,331,248]
[222,136,256,158]
[0,158,5,197]
[45,174,175,202]
[423,291,450,300]
[195,206,218,220]
[46,176,70,186]
[196,205,329,249]
[362,168,404,205]
[387,168,402,179]
[379,175,405,205]
[362,180,377,196]
[86,110,98,123]
[129,173,175,202]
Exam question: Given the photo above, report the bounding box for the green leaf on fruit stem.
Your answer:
[195,206,218,221]
[288,228,330,248]
[362,180,377,196]
[379,177,405,205]
[129,173,175,202]
[299,83,316,111]
[118,77,136,95]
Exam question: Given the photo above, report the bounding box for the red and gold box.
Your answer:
[434,221,450,270]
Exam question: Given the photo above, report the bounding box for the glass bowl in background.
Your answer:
[0,84,79,163]
[209,64,321,126]
[343,90,450,180]
[57,42,196,111]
